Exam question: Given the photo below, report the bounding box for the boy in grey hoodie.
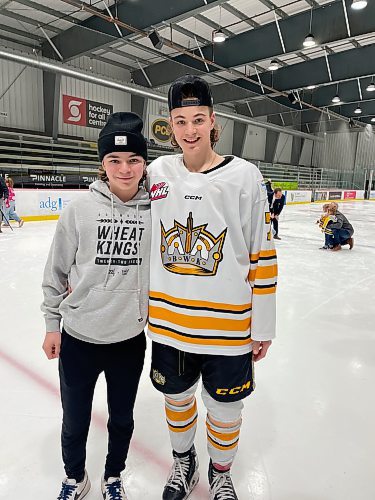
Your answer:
[41,112,150,500]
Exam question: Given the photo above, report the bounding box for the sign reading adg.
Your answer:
[63,94,113,129]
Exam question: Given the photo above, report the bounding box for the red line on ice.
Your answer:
[0,348,207,496]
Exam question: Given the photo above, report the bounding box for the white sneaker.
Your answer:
[57,470,90,499]
[101,475,128,499]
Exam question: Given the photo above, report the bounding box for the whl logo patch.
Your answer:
[150,182,169,201]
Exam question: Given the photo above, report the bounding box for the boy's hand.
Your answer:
[42,332,61,359]
[252,340,272,362]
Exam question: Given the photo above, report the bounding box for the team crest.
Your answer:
[152,369,166,385]
[150,182,169,201]
[160,212,227,276]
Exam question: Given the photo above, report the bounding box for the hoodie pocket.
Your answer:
[63,287,147,343]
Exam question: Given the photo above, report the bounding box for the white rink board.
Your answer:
[12,188,371,219]
[284,190,312,203]
[14,189,84,218]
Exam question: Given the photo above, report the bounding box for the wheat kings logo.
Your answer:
[95,213,145,267]
[160,212,227,276]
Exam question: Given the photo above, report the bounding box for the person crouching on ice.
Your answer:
[147,75,277,500]
[325,203,354,251]
[41,112,150,500]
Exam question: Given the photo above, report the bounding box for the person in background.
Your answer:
[264,178,274,207]
[270,187,286,240]
[0,175,9,234]
[2,177,24,228]
[41,112,150,500]
[325,203,354,251]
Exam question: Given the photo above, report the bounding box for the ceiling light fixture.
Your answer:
[366,82,375,92]
[213,6,226,43]
[213,29,226,43]
[303,34,316,48]
[354,106,362,114]
[351,0,367,10]
[371,117,375,122]
[332,82,341,104]
[303,8,316,48]
[268,60,280,71]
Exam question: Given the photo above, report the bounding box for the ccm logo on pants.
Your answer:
[216,381,251,396]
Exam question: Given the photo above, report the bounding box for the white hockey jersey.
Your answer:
[147,154,277,356]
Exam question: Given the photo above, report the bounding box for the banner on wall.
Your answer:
[149,115,171,145]
[63,94,113,129]
[285,190,312,203]
[370,191,375,199]
[314,191,328,201]
[328,191,342,200]
[343,191,356,199]
[12,174,97,188]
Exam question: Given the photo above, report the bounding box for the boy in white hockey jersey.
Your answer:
[147,75,277,500]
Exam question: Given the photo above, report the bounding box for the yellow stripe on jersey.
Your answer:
[149,305,251,332]
[250,249,277,262]
[248,263,278,282]
[150,291,251,313]
[253,286,277,295]
[148,323,252,347]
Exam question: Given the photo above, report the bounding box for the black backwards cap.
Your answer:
[97,112,147,162]
[168,75,214,112]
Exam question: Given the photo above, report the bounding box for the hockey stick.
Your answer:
[0,204,14,231]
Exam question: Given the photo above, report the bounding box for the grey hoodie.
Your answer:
[41,180,150,344]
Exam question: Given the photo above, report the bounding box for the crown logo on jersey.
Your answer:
[160,212,227,276]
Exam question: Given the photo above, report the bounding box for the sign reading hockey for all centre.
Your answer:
[62,94,113,129]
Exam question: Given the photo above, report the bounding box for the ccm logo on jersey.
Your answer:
[150,182,169,201]
[216,381,251,396]
[184,195,202,200]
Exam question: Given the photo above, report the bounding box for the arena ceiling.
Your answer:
[1,0,375,133]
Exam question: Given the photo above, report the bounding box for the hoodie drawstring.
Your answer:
[103,194,143,323]
[104,194,115,288]
[136,203,143,323]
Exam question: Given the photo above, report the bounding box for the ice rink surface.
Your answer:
[0,201,374,500]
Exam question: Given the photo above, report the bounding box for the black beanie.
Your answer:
[97,112,147,161]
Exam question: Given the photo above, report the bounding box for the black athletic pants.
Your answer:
[58,330,146,482]
[271,217,279,236]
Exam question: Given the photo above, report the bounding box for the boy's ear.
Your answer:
[210,111,216,129]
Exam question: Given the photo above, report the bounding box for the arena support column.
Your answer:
[43,71,61,140]
[232,121,247,157]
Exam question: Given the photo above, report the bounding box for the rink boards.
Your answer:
[7,188,375,220]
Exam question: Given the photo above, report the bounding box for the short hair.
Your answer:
[274,187,282,194]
